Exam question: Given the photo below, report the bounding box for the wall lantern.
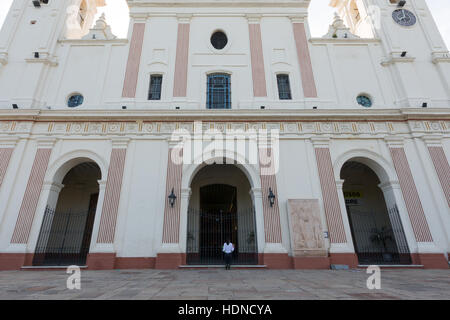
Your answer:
[168,188,177,208]
[268,188,276,207]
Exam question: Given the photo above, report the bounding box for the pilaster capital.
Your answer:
[257,138,277,149]
[384,136,404,148]
[421,135,443,147]
[43,181,64,193]
[289,15,307,24]
[0,137,19,148]
[335,179,345,189]
[181,188,192,199]
[129,13,148,23]
[111,138,130,149]
[250,187,263,199]
[167,138,184,149]
[311,137,330,148]
[177,14,192,23]
[36,137,57,149]
[246,14,262,24]
[378,181,400,193]
[98,180,107,190]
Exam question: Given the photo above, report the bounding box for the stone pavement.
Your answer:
[0,269,449,300]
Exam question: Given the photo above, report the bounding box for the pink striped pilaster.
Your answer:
[427,146,450,207]
[0,148,14,190]
[389,147,433,242]
[173,23,190,97]
[248,22,267,97]
[259,147,282,243]
[162,147,183,243]
[11,148,52,244]
[122,23,146,98]
[96,147,128,243]
[313,147,347,243]
[292,22,317,98]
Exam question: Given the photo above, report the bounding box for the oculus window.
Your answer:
[211,31,228,50]
[67,94,84,108]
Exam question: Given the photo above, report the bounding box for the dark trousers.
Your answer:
[224,253,232,266]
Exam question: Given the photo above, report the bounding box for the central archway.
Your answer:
[186,164,258,265]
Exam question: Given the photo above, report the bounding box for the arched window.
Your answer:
[206,73,231,109]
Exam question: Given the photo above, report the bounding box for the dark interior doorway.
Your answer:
[341,161,411,265]
[199,184,238,264]
[186,173,258,265]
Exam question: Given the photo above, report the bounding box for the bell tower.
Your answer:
[65,0,106,39]
[0,0,106,108]
[330,0,450,108]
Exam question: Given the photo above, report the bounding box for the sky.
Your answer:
[0,0,449,47]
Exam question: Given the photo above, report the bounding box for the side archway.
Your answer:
[32,154,104,267]
[337,153,413,265]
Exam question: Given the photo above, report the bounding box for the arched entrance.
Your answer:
[186,164,258,265]
[33,162,101,266]
[341,161,412,265]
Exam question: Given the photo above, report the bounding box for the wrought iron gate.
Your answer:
[186,208,258,265]
[347,204,412,265]
[32,205,96,266]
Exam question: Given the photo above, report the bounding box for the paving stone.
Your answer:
[0,269,448,300]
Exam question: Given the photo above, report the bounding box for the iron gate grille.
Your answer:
[32,206,95,266]
[186,208,258,265]
[348,204,412,265]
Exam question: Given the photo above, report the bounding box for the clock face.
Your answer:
[392,9,417,27]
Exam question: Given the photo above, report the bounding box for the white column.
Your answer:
[250,187,266,255]
[178,188,192,254]
[89,180,108,253]
[334,179,355,253]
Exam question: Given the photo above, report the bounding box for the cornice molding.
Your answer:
[0,108,449,122]
[127,0,310,8]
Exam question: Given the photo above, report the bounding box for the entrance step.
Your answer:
[179,265,267,269]
[357,264,424,269]
[21,266,87,271]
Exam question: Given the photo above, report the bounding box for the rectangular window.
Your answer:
[277,74,292,100]
[148,75,162,100]
[207,74,231,109]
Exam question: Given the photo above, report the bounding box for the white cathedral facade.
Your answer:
[0,0,449,270]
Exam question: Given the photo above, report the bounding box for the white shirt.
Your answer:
[223,242,234,254]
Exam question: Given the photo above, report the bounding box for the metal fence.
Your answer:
[32,206,94,266]
[349,205,412,265]
[186,208,258,265]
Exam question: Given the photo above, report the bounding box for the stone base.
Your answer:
[86,253,116,270]
[329,253,359,268]
[0,253,26,270]
[293,256,330,269]
[261,253,292,269]
[411,253,449,269]
[155,253,186,269]
[115,257,155,269]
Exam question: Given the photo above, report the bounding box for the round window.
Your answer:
[68,94,84,108]
[211,31,228,50]
[356,95,372,108]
